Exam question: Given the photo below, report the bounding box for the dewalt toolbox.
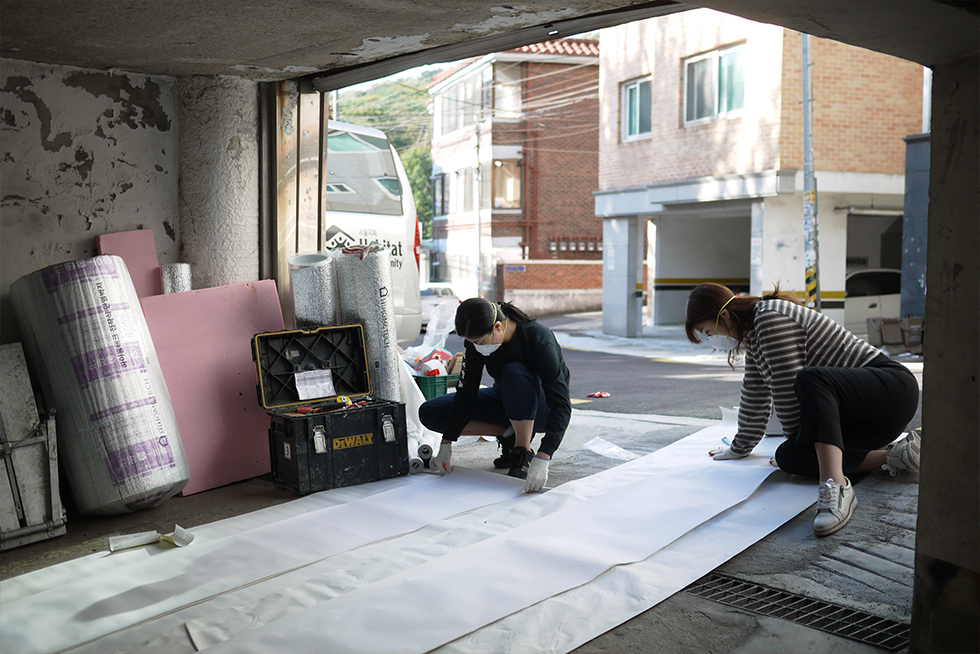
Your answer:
[252,325,408,495]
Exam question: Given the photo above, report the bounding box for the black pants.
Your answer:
[774,356,919,478]
[419,362,549,440]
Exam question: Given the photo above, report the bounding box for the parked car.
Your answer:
[844,268,901,337]
[420,283,461,329]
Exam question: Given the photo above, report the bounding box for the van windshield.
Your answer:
[324,128,402,216]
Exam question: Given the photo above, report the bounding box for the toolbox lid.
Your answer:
[253,324,372,410]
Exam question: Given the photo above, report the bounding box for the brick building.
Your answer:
[596,9,927,333]
[428,37,603,313]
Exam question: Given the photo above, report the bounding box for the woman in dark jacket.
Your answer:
[419,298,571,493]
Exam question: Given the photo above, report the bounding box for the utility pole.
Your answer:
[475,112,483,297]
[802,33,821,311]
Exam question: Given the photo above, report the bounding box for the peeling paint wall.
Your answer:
[175,76,259,289]
[0,57,179,343]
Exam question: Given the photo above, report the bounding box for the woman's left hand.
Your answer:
[524,457,550,492]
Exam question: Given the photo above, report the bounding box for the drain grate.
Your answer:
[687,573,910,651]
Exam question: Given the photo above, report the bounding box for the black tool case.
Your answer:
[252,325,408,495]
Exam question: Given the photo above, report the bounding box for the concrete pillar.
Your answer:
[175,76,259,289]
[602,216,643,337]
[910,54,979,654]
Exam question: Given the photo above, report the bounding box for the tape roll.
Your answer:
[409,458,423,474]
[160,263,192,294]
[418,443,433,460]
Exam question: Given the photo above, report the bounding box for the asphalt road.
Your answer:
[417,315,922,430]
[417,327,745,422]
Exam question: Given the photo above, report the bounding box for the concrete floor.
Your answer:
[0,317,922,653]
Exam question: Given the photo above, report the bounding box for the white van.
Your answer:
[321,120,422,345]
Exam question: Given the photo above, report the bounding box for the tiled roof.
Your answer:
[509,37,599,57]
[428,58,479,88]
[428,37,599,88]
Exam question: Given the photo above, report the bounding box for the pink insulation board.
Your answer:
[140,280,285,495]
[96,229,163,297]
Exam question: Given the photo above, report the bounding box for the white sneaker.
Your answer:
[813,477,857,536]
[883,429,921,476]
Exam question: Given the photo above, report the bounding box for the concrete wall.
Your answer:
[1,58,179,344]
[910,53,980,654]
[1,59,262,345]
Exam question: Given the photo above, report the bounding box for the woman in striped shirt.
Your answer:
[685,283,920,536]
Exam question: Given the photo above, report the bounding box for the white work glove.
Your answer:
[431,441,453,474]
[524,456,550,493]
[708,445,748,461]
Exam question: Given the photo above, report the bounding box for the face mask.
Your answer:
[703,295,738,352]
[473,304,507,356]
[703,333,739,352]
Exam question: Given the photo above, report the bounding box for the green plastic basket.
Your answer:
[413,374,460,400]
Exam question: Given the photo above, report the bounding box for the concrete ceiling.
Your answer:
[1,1,977,88]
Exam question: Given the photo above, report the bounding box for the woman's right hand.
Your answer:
[431,441,453,474]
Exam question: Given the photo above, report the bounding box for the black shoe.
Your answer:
[508,447,534,480]
[493,434,516,469]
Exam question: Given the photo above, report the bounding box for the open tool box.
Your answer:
[252,325,408,495]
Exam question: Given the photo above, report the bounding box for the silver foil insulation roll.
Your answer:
[289,252,338,330]
[335,245,402,403]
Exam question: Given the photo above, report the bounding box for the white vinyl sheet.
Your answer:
[0,415,818,654]
[0,469,523,654]
[179,417,796,654]
[203,433,785,653]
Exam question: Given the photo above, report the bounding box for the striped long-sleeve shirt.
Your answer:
[730,299,883,456]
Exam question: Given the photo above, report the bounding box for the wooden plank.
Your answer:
[0,343,40,443]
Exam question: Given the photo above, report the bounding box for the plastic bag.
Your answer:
[404,301,458,368]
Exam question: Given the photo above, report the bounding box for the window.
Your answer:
[323,127,402,215]
[437,68,492,136]
[684,45,745,125]
[622,78,652,141]
[492,160,521,209]
[459,167,475,212]
[432,173,450,216]
[494,64,523,120]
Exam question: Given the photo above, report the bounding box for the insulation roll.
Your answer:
[289,252,337,329]
[335,244,401,402]
[160,263,192,294]
[10,255,189,515]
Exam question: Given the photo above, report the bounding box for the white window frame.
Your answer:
[683,44,746,127]
[621,77,652,142]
